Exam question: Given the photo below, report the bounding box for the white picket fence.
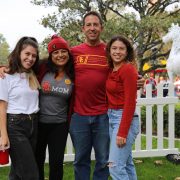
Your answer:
[1,83,179,167]
[63,83,179,162]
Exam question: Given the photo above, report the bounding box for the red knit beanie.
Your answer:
[48,34,69,54]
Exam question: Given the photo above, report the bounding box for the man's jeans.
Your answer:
[69,113,109,180]
[7,114,39,180]
[108,109,139,180]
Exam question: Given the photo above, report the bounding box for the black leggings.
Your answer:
[35,122,68,180]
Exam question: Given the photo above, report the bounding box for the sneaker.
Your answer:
[166,154,180,165]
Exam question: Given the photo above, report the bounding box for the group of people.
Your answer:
[0,11,144,180]
[142,72,171,98]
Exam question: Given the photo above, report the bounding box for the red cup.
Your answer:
[0,149,9,165]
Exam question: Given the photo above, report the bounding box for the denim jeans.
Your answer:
[69,113,109,180]
[107,109,139,180]
[7,114,39,180]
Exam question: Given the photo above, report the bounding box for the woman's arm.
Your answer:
[0,66,9,78]
[117,65,138,147]
[0,100,10,150]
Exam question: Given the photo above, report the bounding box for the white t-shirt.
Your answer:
[0,73,39,114]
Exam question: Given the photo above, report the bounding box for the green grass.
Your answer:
[0,157,180,180]
[134,136,180,151]
[135,157,180,180]
[0,138,179,180]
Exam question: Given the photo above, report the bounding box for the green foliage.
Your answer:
[163,104,180,138]
[101,15,138,42]
[31,0,180,73]
[141,103,180,138]
[0,34,9,65]
[39,43,49,59]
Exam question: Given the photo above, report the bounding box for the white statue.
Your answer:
[162,23,180,82]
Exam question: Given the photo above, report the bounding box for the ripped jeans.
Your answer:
[107,109,139,180]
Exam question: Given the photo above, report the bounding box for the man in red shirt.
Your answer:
[69,11,144,180]
[69,11,109,180]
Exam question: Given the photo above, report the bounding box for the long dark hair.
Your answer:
[106,35,137,69]
[47,50,75,81]
[8,36,39,74]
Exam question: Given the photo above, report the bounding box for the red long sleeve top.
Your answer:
[106,63,138,138]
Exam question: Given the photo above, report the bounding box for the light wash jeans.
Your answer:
[107,109,139,180]
[69,113,110,180]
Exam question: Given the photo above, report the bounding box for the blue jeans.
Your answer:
[108,109,139,180]
[69,113,109,180]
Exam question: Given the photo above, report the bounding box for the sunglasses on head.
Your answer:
[22,36,38,43]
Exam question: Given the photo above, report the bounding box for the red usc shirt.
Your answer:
[71,43,109,115]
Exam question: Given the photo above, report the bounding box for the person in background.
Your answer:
[106,35,139,180]
[174,76,180,97]
[144,72,157,97]
[70,11,144,180]
[35,35,74,180]
[0,37,40,179]
[159,76,170,97]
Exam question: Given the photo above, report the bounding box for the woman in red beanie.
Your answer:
[35,35,74,180]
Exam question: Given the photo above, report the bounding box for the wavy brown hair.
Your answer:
[106,35,138,69]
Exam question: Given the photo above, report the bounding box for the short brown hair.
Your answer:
[83,11,103,26]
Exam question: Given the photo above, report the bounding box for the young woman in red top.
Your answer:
[106,35,139,180]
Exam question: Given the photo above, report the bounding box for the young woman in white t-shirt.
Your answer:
[0,37,40,179]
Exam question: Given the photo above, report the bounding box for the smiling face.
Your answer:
[20,45,38,70]
[51,49,69,67]
[82,15,103,45]
[110,40,128,66]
